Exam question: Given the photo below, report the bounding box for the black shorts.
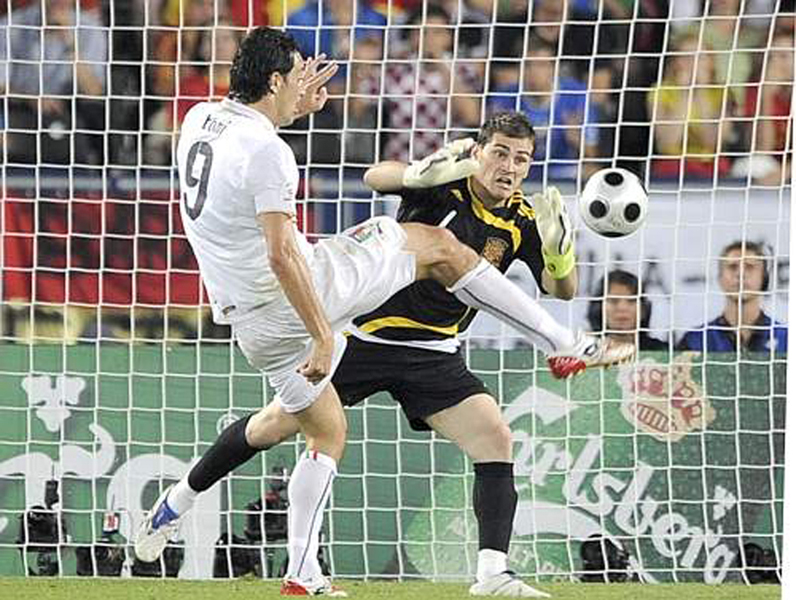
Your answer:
[331,335,489,431]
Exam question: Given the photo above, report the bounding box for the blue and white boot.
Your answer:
[134,485,182,562]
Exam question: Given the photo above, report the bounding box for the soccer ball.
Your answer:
[578,168,648,238]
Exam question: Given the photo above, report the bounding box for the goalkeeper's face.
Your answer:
[473,133,534,203]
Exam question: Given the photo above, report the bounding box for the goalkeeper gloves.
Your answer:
[402,138,480,189]
[532,186,576,279]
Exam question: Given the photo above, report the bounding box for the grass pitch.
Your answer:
[0,578,782,600]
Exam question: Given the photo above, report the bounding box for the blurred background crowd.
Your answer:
[1,0,793,186]
[1,0,793,343]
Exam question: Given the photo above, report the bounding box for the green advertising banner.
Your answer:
[0,344,785,582]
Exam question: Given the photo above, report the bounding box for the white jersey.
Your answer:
[177,98,314,324]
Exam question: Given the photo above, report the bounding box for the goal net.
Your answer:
[0,0,790,585]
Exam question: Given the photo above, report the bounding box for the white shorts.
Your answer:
[233,216,416,413]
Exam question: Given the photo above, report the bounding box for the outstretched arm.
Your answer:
[363,161,409,192]
[364,138,480,193]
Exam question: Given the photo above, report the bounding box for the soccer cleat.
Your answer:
[134,485,182,563]
[281,577,348,597]
[469,571,551,598]
[547,333,635,380]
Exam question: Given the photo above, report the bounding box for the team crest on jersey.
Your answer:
[616,352,715,443]
[346,221,383,244]
[482,237,509,267]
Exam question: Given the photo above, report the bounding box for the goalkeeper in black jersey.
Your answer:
[325,112,574,597]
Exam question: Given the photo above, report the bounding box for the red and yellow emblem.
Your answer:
[617,352,715,443]
[481,237,509,267]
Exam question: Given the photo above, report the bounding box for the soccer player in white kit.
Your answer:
[135,27,634,596]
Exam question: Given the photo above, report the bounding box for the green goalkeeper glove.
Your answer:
[532,186,576,279]
[402,138,480,189]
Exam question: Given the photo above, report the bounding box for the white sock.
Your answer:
[449,259,576,354]
[286,450,337,583]
[167,477,199,516]
[477,548,508,583]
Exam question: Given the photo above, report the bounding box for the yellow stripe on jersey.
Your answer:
[357,316,460,336]
[518,204,535,220]
[451,189,466,203]
[510,195,536,220]
[466,178,522,252]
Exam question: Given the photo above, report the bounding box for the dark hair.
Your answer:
[719,239,771,291]
[587,270,652,332]
[228,27,300,104]
[477,111,536,146]
[406,5,452,26]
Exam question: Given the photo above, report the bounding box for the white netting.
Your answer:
[0,0,791,584]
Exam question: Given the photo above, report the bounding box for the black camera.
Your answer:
[76,511,126,577]
[212,466,330,579]
[212,532,262,578]
[17,480,66,576]
[76,535,126,576]
[244,467,289,544]
[579,534,631,583]
[736,542,781,584]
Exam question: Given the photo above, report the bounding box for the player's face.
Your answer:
[473,133,534,202]
[604,282,638,332]
[275,53,304,127]
[719,249,767,300]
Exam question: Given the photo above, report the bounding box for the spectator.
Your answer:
[144,24,242,165]
[588,270,668,351]
[344,36,382,165]
[450,0,493,58]
[647,31,736,179]
[678,241,787,353]
[487,44,602,180]
[732,29,794,185]
[381,6,482,161]
[0,0,107,164]
[306,56,381,168]
[377,0,492,57]
[699,0,768,106]
[287,0,386,60]
[521,0,629,80]
[160,0,218,63]
[177,25,242,123]
[142,0,226,165]
[586,59,622,170]
[617,0,670,177]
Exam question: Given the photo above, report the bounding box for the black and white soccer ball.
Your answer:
[578,168,648,238]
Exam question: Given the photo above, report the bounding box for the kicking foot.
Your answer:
[469,571,551,598]
[134,485,183,562]
[281,577,348,597]
[547,332,635,379]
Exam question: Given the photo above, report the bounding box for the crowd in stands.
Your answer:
[0,0,792,346]
[1,0,792,185]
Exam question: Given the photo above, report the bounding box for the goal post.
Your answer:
[0,0,791,584]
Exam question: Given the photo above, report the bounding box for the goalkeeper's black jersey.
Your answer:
[352,177,547,344]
